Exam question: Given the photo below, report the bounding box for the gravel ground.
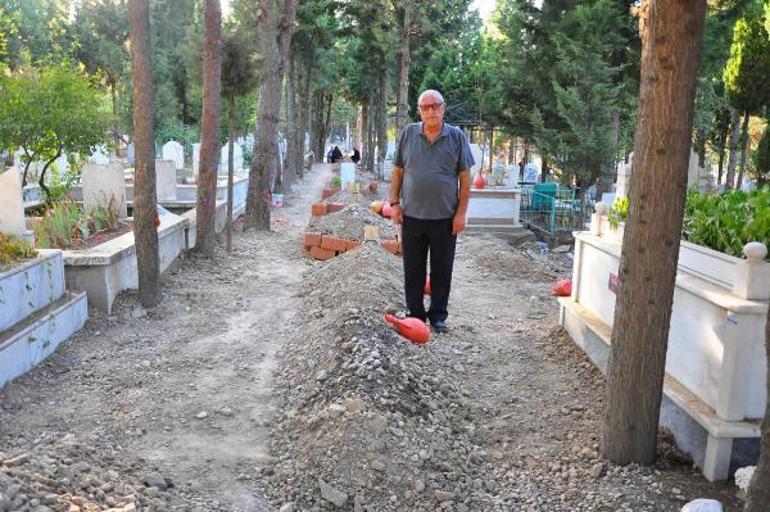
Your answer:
[0,165,741,511]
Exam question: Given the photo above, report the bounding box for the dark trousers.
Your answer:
[401,216,457,324]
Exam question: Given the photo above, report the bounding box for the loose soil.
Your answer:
[0,165,741,511]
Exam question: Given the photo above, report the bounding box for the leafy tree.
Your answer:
[1,0,72,68]
[753,123,770,183]
[723,3,770,187]
[0,63,108,198]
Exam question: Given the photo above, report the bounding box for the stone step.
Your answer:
[0,251,66,333]
[0,290,88,388]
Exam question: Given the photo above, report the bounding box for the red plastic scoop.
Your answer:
[384,313,430,345]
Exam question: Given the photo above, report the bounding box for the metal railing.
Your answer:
[519,184,593,235]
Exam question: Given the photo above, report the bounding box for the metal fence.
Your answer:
[520,184,593,236]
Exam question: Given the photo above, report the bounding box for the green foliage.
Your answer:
[683,188,770,258]
[608,196,629,229]
[34,201,88,249]
[0,233,36,266]
[723,5,770,114]
[34,197,123,249]
[0,62,109,197]
[330,176,341,188]
[47,163,81,203]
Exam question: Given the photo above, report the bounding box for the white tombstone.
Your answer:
[53,153,69,174]
[155,159,177,201]
[162,140,184,170]
[81,163,128,219]
[523,163,539,183]
[219,142,243,174]
[89,146,110,165]
[192,143,201,176]
[0,169,26,238]
[127,143,135,165]
[615,153,633,197]
[340,162,356,187]
[469,143,483,174]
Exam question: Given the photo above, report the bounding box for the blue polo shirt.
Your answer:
[394,122,474,220]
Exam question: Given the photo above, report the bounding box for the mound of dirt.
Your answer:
[263,244,510,511]
[307,204,398,241]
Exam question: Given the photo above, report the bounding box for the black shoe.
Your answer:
[431,320,448,332]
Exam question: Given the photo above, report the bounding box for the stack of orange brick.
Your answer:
[380,239,402,256]
[303,232,363,261]
[310,202,345,216]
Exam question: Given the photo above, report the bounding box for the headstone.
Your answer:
[0,169,26,238]
[89,146,110,165]
[155,160,177,201]
[469,143,483,174]
[53,153,69,174]
[219,141,244,174]
[523,163,539,183]
[340,163,356,187]
[192,143,201,176]
[81,163,128,219]
[127,143,135,166]
[615,152,633,197]
[162,140,184,170]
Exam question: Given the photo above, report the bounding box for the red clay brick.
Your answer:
[326,202,345,213]
[310,246,336,261]
[381,240,400,255]
[311,203,327,216]
[346,239,362,251]
[321,235,348,252]
[303,232,322,247]
[321,188,336,200]
[368,182,378,194]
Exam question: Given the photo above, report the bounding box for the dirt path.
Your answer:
[0,167,330,511]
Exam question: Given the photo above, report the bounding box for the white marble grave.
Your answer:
[82,163,128,219]
[162,140,185,170]
[0,169,26,238]
[192,143,201,176]
[340,163,356,187]
[155,160,177,201]
[469,143,483,174]
[89,146,110,165]
[219,141,243,174]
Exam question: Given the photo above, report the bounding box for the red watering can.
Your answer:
[384,313,430,345]
[473,172,486,189]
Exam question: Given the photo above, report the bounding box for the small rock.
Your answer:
[589,462,604,480]
[414,479,425,492]
[219,407,234,417]
[196,411,208,419]
[319,479,348,507]
[328,404,346,418]
[553,245,572,253]
[344,398,364,413]
[315,370,328,382]
[371,459,386,472]
[367,414,387,435]
[434,490,454,503]
[279,503,295,512]
[143,472,170,490]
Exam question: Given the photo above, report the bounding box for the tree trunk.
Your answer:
[195,0,222,257]
[366,92,375,174]
[725,106,741,189]
[110,81,120,147]
[488,127,495,173]
[376,72,387,180]
[745,305,770,511]
[312,90,325,162]
[717,125,728,185]
[285,47,299,185]
[245,0,297,230]
[395,4,411,138]
[128,0,161,308]
[601,0,706,465]
[597,110,621,197]
[736,110,750,190]
[298,61,312,170]
[226,96,236,252]
[361,100,369,171]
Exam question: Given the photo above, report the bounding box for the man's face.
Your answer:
[418,94,445,130]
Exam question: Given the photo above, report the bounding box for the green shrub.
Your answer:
[683,187,770,259]
[608,196,629,229]
[0,233,37,266]
[34,201,89,249]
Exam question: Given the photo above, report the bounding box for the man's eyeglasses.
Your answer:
[418,102,444,112]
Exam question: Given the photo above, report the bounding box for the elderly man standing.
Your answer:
[389,89,474,332]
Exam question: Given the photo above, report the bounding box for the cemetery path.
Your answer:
[0,168,330,511]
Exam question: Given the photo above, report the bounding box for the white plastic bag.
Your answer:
[681,499,722,512]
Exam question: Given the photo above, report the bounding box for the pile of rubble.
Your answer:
[0,436,174,512]
[260,244,513,511]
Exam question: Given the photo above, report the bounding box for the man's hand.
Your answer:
[391,204,403,226]
[452,211,466,235]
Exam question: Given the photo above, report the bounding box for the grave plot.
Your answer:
[305,204,400,260]
[261,244,508,511]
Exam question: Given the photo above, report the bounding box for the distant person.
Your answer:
[331,146,343,163]
[389,89,474,333]
[326,147,334,164]
[351,148,361,164]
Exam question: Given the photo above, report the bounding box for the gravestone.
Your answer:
[155,160,177,201]
[469,143,483,174]
[127,143,135,166]
[340,163,356,187]
[90,146,110,165]
[523,163,539,183]
[81,163,128,219]
[0,169,26,238]
[615,153,633,197]
[220,141,243,174]
[54,153,69,174]
[162,140,185,170]
[192,143,201,176]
